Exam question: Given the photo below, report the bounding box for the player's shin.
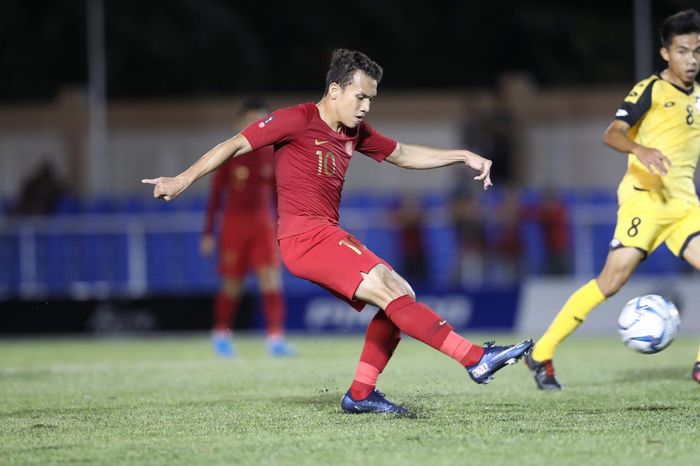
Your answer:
[532,279,605,361]
[213,293,238,332]
[384,295,483,366]
[350,310,400,400]
[262,291,285,337]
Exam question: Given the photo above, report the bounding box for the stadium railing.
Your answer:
[0,191,689,300]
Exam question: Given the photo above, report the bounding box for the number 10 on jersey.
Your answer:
[316,150,337,176]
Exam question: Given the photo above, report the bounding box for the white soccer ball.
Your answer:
[617,294,680,354]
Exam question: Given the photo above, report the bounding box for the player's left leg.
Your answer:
[527,246,642,389]
[678,234,700,383]
[255,265,296,357]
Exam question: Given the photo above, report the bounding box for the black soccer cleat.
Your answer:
[340,389,410,415]
[525,352,562,390]
[692,362,700,384]
[465,339,533,384]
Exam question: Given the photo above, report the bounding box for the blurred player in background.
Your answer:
[201,98,295,358]
[144,49,532,415]
[526,9,700,389]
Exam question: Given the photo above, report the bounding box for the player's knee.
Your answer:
[597,272,628,297]
[221,279,243,296]
[376,268,414,301]
[357,265,413,306]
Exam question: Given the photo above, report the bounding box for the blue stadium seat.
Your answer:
[53,194,81,215]
[84,197,116,214]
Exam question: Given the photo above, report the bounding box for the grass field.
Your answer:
[1,334,699,465]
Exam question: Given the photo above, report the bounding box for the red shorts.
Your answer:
[219,215,279,278]
[279,224,391,311]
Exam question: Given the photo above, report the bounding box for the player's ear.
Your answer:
[328,82,340,100]
[660,46,670,62]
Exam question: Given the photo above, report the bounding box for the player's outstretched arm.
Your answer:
[603,120,671,176]
[142,133,253,201]
[386,142,493,189]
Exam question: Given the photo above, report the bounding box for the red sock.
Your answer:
[385,295,483,366]
[213,293,239,332]
[350,310,401,400]
[262,291,285,337]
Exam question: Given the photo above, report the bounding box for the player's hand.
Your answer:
[200,234,216,257]
[141,175,190,201]
[633,147,671,176]
[464,152,493,190]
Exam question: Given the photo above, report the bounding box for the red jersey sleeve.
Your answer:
[240,105,309,150]
[203,163,227,234]
[356,121,397,162]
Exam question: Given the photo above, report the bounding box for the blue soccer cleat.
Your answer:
[212,332,236,358]
[266,337,297,357]
[340,389,409,415]
[466,339,533,384]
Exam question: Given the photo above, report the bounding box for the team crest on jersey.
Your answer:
[695,95,700,113]
[258,115,275,128]
[345,141,353,155]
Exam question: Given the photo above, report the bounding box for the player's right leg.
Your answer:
[212,277,243,358]
[527,247,643,389]
[341,309,406,414]
[355,264,533,385]
[255,265,296,357]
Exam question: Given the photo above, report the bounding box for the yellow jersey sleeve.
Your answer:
[614,76,658,127]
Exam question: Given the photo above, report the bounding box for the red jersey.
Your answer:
[241,103,397,239]
[203,146,275,234]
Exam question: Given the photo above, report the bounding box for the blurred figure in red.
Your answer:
[449,181,486,287]
[491,184,523,285]
[201,98,295,358]
[537,187,571,275]
[392,193,428,286]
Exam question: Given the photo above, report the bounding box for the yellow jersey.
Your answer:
[615,75,700,204]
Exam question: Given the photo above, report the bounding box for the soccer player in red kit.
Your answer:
[144,49,533,414]
[202,98,295,358]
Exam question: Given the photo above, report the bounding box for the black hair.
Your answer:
[237,96,269,116]
[325,49,383,92]
[660,9,700,48]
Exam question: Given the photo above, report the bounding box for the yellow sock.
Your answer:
[532,279,606,361]
[696,344,700,362]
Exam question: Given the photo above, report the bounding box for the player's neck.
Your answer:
[660,69,694,91]
[316,98,344,132]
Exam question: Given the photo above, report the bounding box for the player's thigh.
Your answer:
[681,235,700,269]
[597,247,644,296]
[612,196,663,254]
[354,264,415,310]
[280,226,392,309]
[665,205,700,260]
[219,220,251,279]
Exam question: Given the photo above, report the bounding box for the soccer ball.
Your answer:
[617,294,680,354]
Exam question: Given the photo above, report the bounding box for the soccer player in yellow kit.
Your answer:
[526,9,700,389]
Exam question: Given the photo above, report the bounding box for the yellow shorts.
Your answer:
[613,190,700,257]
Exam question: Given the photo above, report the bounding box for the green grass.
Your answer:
[1,334,699,465]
